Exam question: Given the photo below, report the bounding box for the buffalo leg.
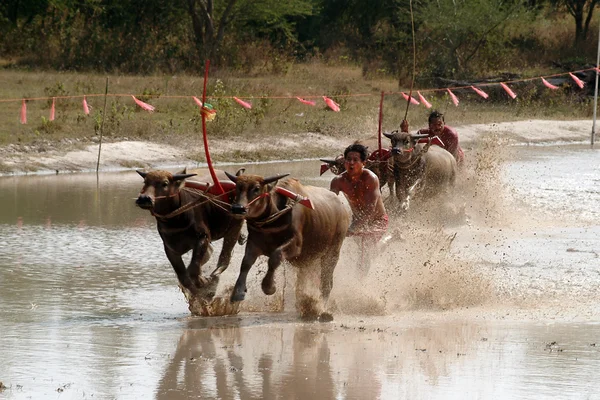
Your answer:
[210,223,244,278]
[231,245,261,302]
[262,236,302,296]
[188,236,213,287]
[164,246,198,295]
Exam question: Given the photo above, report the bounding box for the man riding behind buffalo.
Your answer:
[401,110,464,166]
[330,143,388,240]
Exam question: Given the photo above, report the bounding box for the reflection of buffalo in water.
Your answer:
[135,168,244,300]
[155,317,339,400]
[225,171,350,321]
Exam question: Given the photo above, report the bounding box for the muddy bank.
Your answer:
[0,119,595,175]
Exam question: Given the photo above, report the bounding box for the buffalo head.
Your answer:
[383,131,429,157]
[225,171,290,218]
[135,169,197,210]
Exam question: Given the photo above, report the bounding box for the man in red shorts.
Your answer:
[330,143,388,242]
[401,110,464,166]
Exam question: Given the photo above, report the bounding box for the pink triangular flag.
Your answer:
[541,78,559,90]
[401,92,420,105]
[595,67,600,74]
[297,97,316,106]
[569,72,585,89]
[500,82,517,99]
[417,91,432,108]
[192,96,203,107]
[20,99,27,124]
[323,96,340,112]
[49,97,56,121]
[447,89,459,106]
[233,97,252,109]
[132,95,155,112]
[471,86,489,99]
[83,96,90,115]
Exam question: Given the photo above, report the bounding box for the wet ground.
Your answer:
[1,143,600,399]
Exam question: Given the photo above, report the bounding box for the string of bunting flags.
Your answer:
[5,67,597,124]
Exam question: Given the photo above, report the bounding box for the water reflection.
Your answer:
[1,150,600,399]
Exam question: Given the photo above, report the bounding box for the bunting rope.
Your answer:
[4,67,598,123]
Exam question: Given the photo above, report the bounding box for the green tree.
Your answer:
[185,0,315,65]
[554,0,599,46]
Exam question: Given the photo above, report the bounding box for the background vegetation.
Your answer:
[0,0,599,163]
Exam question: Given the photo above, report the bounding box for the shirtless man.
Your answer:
[330,143,388,239]
[401,110,464,166]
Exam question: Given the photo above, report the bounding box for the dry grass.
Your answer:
[0,62,594,161]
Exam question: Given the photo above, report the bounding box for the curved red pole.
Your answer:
[201,59,224,195]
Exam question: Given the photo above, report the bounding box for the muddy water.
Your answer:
[1,145,600,399]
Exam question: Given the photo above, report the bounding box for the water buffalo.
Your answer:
[225,171,350,321]
[383,130,457,211]
[135,168,244,299]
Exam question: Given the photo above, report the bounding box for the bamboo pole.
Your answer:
[96,77,109,174]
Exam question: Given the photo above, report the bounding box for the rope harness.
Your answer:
[149,186,234,221]
[247,194,297,229]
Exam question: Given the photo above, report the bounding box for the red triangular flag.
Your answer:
[541,78,559,90]
[20,99,27,124]
[471,86,489,99]
[233,97,252,109]
[447,89,459,106]
[401,92,420,105]
[569,72,585,89]
[323,96,340,112]
[297,97,316,106]
[500,83,517,99]
[83,96,90,115]
[49,97,56,121]
[417,91,432,108]
[132,95,155,112]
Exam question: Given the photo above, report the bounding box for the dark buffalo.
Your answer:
[383,130,457,211]
[225,171,350,321]
[320,138,392,189]
[135,168,244,299]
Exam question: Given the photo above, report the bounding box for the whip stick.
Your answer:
[403,0,417,121]
[378,91,384,155]
[201,60,224,195]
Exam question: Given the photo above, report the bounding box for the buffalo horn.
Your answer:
[172,173,197,181]
[411,133,429,140]
[136,170,148,178]
[383,131,394,139]
[225,171,238,183]
[263,173,290,185]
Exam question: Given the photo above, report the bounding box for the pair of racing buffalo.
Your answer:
[136,168,349,321]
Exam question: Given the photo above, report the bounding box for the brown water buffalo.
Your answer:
[135,168,244,299]
[383,130,457,211]
[224,171,350,321]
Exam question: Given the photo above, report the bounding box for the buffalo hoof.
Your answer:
[261,280,276,296]
[231,290,246,302]
[318,312,334,323]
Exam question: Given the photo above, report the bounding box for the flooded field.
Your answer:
[1,143,600,399]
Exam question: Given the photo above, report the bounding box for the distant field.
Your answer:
[0,63,595,162]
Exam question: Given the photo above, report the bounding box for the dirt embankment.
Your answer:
[0,119,595,175]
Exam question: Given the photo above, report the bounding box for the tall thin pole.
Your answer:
[96,77,109,174]
[378,91,384,155]
[592,18,600,147]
